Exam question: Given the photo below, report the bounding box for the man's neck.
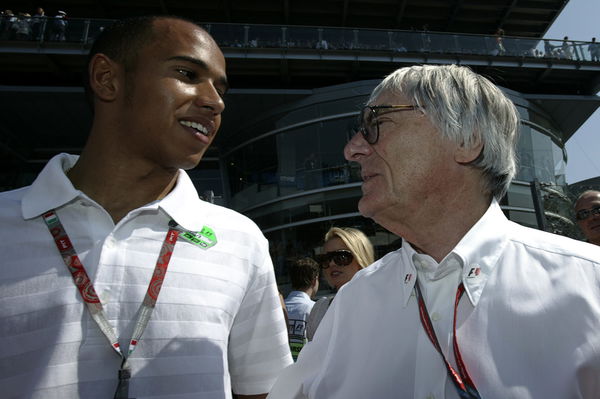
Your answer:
[67,147,179,224]
[377,182,492,263]
[303,288,314,299]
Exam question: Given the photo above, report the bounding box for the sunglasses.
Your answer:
[316,250,354,269]
[576,205,600,221]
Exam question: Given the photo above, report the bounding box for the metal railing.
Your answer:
[1,16,599,62]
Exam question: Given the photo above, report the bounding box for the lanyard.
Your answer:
[414,280,481,399]
[43,210,180,399]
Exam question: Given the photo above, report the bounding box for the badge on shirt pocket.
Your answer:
[180,226,218,249]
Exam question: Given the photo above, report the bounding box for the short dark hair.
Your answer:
[289,257,320,290]
[84,15,202,107]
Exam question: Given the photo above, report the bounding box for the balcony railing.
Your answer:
[1,16,598,62]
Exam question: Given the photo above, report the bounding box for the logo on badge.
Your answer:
[180,226,217,249]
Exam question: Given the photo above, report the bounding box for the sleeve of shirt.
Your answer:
[228,238,293,395]
[306,297,330,341]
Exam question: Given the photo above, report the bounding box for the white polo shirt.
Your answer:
[268,200,600,399]
[0,153,292,399]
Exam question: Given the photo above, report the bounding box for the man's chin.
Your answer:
[357,198,374,219]
[177,153,205,170]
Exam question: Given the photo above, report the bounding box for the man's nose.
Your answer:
[194,82,225,114]
[344,130,372,161]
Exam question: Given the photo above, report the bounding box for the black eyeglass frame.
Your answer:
[358,104,422,144]
[576,205,600,221]
[316,250,354,269]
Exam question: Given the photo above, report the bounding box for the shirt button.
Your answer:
[431,312,441,321]
[99,290,111,303]
[105,237,116,249]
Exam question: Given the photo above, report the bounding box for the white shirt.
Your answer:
[0,153,293,399]
[268,200,600,399]
[285,291,315,361]
[285,291,315,324]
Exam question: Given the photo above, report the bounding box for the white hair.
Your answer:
[370,64,520,200]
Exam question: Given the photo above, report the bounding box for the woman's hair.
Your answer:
[324,227,375,268]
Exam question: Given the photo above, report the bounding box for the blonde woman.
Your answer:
[306,227,374,341]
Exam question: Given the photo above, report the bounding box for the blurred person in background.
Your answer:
[284,257,320,360]
[575,190,600,246]
[306,227,374,341]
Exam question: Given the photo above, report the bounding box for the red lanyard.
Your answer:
[43,210,180,399]
[414,280,481,399]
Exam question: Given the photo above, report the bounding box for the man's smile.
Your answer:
[179,120,209,136]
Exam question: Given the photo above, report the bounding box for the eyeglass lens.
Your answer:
[576,206,600,221]
[360,107,378,144]
[319,250,354,269]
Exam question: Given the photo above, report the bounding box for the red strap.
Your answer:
[415,280,480,398]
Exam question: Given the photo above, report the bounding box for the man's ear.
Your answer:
[88,53,121,102]
[455,134,484,164]
[311,276,319,288]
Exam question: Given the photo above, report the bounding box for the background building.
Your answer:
[2,0,599,286]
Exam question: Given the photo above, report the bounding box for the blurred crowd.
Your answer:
[1,7,68,41]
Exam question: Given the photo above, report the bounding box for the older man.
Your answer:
[575,190,600,246]
[268,65,600,399]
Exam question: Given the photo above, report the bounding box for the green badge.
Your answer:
[180,226,217,249]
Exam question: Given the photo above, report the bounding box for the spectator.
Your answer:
[284,257,320,361]
[574,190,600,246]
[31,6,45,40]
[50,10,68,41]
[544,39,555,58]
[562,35,573,59]
[306,227,374,341]
[493,28,505,55]
[316,39,328,50]
[14,12,32,41]
[421,23,431,52]
[589,37,599,62]
[268,64,600,399]
[0,16,292,399]
[0,10,17,40]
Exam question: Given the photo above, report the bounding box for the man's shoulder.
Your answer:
[508,221,600,265]
[0,185,30,219]
[354,250,405,279]
[339,250,407,293]
[199,200,263,235]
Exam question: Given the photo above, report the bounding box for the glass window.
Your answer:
[287,26,319,49]
[208,24,247,47]
[516,123,565,184]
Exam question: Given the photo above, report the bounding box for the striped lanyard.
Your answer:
[414,280,481,399]
[42,210,180,399]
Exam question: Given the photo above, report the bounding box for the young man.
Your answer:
[574,190,600,246]
[268,65,600,398]
[284,258,319,360]
[0,16,292,399]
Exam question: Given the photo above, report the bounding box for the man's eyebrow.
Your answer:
[167,55,229,91]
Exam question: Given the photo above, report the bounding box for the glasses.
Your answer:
[356,104,421,144]
[576,206,600,221]
[316,250,354,269]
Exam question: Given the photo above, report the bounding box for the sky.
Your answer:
[544,0,600,183]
